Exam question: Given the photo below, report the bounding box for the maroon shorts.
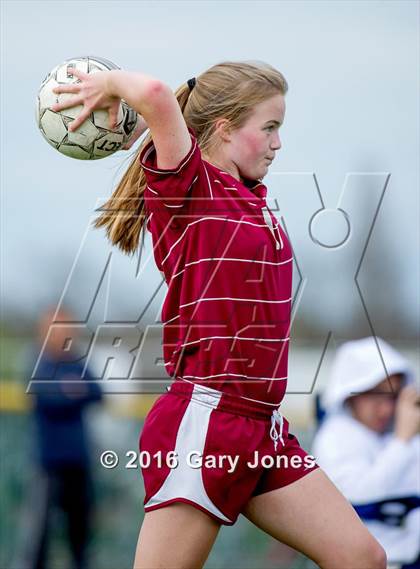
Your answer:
[139,381,319,525]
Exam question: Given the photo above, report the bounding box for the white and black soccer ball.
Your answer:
[35,56,138,160]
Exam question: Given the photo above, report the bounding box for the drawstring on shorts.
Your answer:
[270,408,285,451]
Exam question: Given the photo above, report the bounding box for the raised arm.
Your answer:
[52,68,191,169]
[109,71,192,169]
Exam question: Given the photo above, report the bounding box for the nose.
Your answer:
[271,132,281,151]
[378,398,396,421]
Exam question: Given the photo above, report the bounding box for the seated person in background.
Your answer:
[312,337,420,569]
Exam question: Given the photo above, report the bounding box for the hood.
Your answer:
[322,337,415,413]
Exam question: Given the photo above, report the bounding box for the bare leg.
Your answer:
[243,469,386,569]
[133,503,221,569]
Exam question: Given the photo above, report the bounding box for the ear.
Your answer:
[213,118,232,143]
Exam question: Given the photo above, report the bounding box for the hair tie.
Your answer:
[187,77,196,91]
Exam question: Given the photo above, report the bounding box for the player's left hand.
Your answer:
[51,68,120,132]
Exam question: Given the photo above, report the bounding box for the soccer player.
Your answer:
[51,61,386,569]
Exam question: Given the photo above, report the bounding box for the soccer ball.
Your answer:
[36,56,138,160]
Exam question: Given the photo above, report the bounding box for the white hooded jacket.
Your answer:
[311,337,420,565]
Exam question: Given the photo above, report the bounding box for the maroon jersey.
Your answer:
[140,129,293,406]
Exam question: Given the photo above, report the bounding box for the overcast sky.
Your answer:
[1,0,419,339]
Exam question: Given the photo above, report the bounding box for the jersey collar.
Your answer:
[205,160,268,203]
[242,178,268,201]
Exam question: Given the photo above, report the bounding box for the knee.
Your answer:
[367,540,387,569]
[375,540,388,569]
[352,537,387,569]
[319,535,387,569]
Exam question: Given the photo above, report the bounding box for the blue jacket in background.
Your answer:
[32,353,103,470]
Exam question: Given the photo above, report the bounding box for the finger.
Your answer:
[122,131,139,149]
[122,131,139,150]
[401,387,419,402]
[134,121,148,138]
[51,96,84,112]
[136,114,147,129]
[68,109,92,132]
[52,84,80,95]
[108,106,119,130]
[67,67,89,81]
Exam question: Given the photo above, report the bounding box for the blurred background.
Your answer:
[1,1,419,568]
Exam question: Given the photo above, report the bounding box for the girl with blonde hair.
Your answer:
[52,60,386,569]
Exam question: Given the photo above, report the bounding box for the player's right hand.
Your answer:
[395,385,420,442]
[51,68,121,132]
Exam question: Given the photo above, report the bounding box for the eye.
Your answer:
[265,125,277,132]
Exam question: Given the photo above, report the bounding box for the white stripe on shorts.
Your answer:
[144,384,232,523]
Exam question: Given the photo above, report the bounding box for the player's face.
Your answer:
[228,93,285,182]
[347,374,404,433]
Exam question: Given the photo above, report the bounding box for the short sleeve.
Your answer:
[139,127,201,210]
